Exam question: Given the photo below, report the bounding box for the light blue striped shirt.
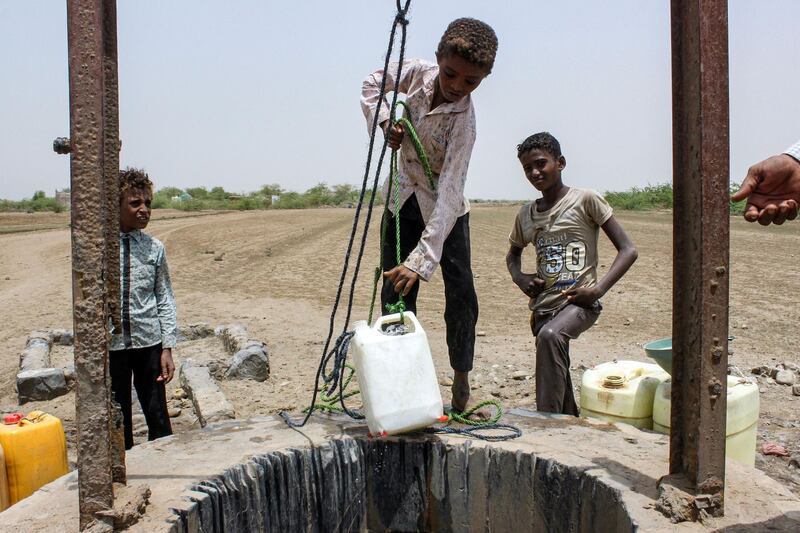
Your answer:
[110,230,177,351]
[785,140,800,162]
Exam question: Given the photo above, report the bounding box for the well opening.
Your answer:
[173,436,635,533]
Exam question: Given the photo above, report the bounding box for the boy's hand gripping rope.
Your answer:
[369,100,434,322]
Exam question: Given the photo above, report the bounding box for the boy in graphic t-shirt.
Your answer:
[506,132,638,415]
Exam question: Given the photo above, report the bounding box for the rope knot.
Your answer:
[394,14,409,27]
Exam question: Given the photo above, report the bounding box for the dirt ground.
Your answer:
[0,206,798,495]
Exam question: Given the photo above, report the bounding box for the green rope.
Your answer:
[302,365,520,441]
[447,399,503,426]
[383,142,407,316]
[368,100,434,323]
[302,364,360,414]
[392,101,435,191]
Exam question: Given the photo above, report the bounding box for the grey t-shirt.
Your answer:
[509,188,613,313]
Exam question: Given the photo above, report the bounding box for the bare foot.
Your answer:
[450,371,493,421]
[451,371,470,412]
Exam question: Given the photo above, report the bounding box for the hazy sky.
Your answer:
[1,1,798,201]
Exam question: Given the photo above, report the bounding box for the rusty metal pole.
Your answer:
[100,0,127,485]
[67,0,118,527]
[103,0,121,342]
[663,0,730,519]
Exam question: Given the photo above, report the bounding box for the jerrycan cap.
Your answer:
[602,375,626,389]
[3,412,23,424]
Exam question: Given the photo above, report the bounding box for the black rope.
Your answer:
[424,423,523,442]
[281,0,412,428]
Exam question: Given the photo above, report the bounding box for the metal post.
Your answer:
[665,0,730,518]
[66,0,120,527]
[102,0,121,339]
[101,0,126,485]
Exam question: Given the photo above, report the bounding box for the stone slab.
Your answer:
[178,360,234,427]
[19,337,52,372]
[16,367,69,403]
[224,344,269,381]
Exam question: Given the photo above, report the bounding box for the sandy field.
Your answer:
[0,206,798,495]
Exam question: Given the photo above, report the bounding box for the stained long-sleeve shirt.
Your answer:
[785,140,800,162]
[110,229,177,351]
[361,59,476,281]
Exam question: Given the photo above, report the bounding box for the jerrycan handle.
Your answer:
[372,311,420,334]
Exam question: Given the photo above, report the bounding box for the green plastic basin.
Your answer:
[644,337,672,375]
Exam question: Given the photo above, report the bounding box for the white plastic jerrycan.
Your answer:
[351,312,444,436]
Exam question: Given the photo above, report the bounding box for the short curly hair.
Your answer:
[517,132,562,159]
[436,18,498,72]
[119,167,153,201]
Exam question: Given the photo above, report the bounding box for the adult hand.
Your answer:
[514,273,545,299]
[157,348,175,383]
[731,154,800,225]
[382,120,405,151]
[384,265,419,296]
[563,286,601,307]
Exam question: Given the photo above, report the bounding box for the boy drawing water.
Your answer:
[361,18,498,414]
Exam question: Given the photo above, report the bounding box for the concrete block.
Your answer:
[179,360,234,427]
[19,337,52,371]
[225,344,270,381]
[17,368,69,403]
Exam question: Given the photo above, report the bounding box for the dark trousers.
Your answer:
[109,343,173,450]
[532,303,601,416]
[381,194,478,372]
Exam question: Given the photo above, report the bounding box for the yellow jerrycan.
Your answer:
[652,376,760,466]
[580,360,671,430]
[351,312,444,436]
[0,442,9,511]
[0,411,69,506]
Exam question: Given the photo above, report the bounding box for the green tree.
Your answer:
[157,186,183,198]
[332,184,358,205]
[303,182,333,207]
[274,191,306,209]
[32,191,46,200]
[185,186,209,199]
[259,184,283,197]
[209,186,228,200]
